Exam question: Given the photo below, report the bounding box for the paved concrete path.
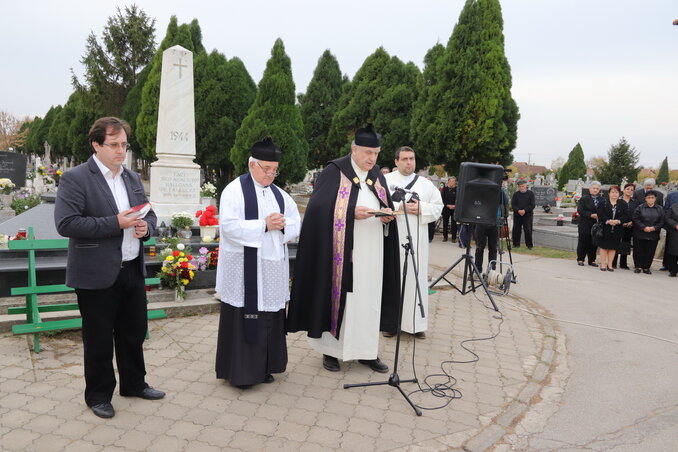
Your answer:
[7,235,674,451]
[0,238,555,451]
[483,245,678,452]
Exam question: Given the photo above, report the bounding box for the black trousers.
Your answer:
[662,232,672,268]
[442,208,457,240]
[512,212,533,247]
[75,260,148,406]
[633,239,658,270]
[428,221,436,241]
[667,253,678,275]
[577,225,597,263]
[474,224,498,272]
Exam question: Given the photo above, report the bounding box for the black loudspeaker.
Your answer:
[454,162,504,225]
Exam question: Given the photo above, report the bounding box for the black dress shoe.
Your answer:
[90,402,115,419]
[669,273,677,277]
[606,268,614,272]
[414,331,426,339]
[358,357,389,373]
[323,354,340,372]
[123,387,166,400]
[263,374,274,384]
[235,384,252,389]
[442,237,448,242]
[659,266,668,271]
[577,261,585,266]
[382,331,396,338]
[634,268,642,273]
[643,269,652,275]
[619,265,630,270]
[588,262,599,267]
[527,246,533,250]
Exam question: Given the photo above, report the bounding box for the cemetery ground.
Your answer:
[1,240,677,451]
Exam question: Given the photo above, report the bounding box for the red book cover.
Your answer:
[126,202,151,219]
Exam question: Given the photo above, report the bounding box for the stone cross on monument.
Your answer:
[150,45,202,224]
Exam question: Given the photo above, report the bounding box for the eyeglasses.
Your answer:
[101,142,131,151]
[256,161,279,176]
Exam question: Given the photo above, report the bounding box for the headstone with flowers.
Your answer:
[170,212,195,239]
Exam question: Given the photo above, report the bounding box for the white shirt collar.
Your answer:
[350,156,368,181]
[92,154,122,179]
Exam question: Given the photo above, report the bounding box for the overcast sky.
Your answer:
[2,0,677,168]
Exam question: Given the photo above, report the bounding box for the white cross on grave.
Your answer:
[173,58,188,79]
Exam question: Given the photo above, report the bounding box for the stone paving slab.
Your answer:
[0,242,557,451]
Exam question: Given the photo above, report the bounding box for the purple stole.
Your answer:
[329,171,389,337]
[239,173,285,344]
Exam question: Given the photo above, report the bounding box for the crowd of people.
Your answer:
[55,116,676,420]
[576,178,677,276]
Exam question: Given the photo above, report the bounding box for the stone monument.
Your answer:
[150,45,202,224]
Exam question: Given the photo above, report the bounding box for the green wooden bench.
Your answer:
[8,227,167,352]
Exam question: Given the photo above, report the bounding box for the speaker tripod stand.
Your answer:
[428,225,499,312]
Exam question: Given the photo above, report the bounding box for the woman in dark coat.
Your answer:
[613,183,636,269]
[664,202,678,277]
[596,185,629,271]
[576,181,602,266]
[632,190,664,274]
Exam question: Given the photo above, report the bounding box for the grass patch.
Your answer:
[511,245,576,260]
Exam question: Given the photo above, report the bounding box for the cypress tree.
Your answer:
[299,50,343,169]
[35,106,61,153]
[656,157,669,185]
[326,47,420,168]
[136,17,204,163]
[194,51,256,184]
[559,142,587,186]
[230,38,308,186]
[426,0,519,173]
[47,104,74,159]
[410,43,446,168]
[24,117,43,155]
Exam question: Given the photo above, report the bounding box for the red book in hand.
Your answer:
[126,202,151,219]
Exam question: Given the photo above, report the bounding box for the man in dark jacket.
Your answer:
[54,117,164,419]
[511,180,535,249]
[633,178,664,206]
[441,177,458,242]
[576,181,602,266]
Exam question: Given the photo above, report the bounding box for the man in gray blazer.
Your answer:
[55,117,165,419]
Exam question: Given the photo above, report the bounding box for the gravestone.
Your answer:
[532,186,557,207]
[150,45,202,224]
[0,151,27,188]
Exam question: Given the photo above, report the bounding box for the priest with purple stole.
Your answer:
[287,124,401,374]
[215,137,300,389]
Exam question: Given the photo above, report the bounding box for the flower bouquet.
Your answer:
[1,178,16,198]
[196,205,218,241]
[158,245,196,300]
[171,211,194,238]
[200,182,217,199]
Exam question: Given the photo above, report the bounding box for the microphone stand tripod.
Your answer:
[344,190,424,416]
[428,222,500,312]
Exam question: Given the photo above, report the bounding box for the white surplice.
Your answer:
[384,171,443,333]
[215,175,300,311]
[308,159,385,361]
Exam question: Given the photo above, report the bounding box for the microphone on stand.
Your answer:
[389,185,419,202]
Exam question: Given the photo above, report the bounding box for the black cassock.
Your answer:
[287,154,401,339]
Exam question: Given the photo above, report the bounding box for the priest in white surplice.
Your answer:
[385,147,443,338]
[287,124,401,374]
[215,137,300,389]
